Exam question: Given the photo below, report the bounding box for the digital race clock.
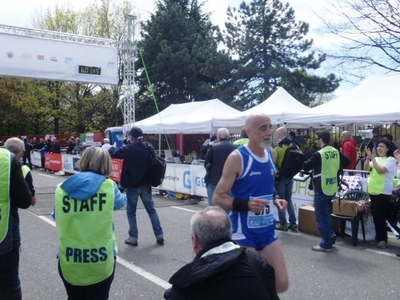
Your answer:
[78,65,101,75]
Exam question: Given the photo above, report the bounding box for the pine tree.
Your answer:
[223,0,340,108]
[136,0,232,120]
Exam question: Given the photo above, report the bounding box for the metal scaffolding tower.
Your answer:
[120,14,137,133]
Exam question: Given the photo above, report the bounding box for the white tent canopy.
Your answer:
[285,73,400,126]
[213,87,311,129]
[135,99,241,134]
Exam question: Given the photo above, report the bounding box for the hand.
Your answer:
[365,148,371,158]
[248,198,269,213]
[371,147,377,159]
[394,149,400,161]
[31,195,37,206]
[274,199,287,211]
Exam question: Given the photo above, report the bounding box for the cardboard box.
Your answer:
[298,206,340,236]
[332,200,357,217]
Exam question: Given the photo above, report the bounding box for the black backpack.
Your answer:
[279,144,305,177]
[146,144,167,187]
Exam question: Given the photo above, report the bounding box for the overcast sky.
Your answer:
[0,0,328,40]
[0,0,349,94]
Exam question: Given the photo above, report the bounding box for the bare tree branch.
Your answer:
[320,0,400,79]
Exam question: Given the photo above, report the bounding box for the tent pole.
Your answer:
[159,133,161,155]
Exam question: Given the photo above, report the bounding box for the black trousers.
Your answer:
[370,194,391,242]
[0,246,21,300]
[23,155,32,170]
[58,259,116,300]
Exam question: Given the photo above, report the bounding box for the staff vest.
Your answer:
[368,157,389,195]
[0,149,11,248]
[55,178,115,286]
[316,146,340,196]
[22,165,30,178]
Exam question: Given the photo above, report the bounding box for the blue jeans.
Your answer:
[206,184,216,206]
[276,176,296,225]
[314,192,335,249]
[126,187,163,239]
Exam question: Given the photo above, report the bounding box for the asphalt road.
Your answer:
[18,168,400,300]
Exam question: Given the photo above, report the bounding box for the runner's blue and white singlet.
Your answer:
[230,146,277,239]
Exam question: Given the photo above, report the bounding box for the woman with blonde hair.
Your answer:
[54,146,126,299]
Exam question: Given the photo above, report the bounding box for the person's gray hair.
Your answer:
[103,138,110,143]
[4,137,24,155]
[276,127,288,139]
[79,146,112,175]
[217,128,229,139]
[190,206,232,246]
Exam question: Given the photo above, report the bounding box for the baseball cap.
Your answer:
[130,127,143,138]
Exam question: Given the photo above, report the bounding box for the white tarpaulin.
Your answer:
[0,32,118,85]
[213,87,311,129]
[285,73,400,126]
[135,99,241,134]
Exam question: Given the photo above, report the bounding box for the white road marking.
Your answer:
[116,257,171,289]
[364,248,396,257]
[36,215,171,290]
[171,206,197,213]
[37,173,55,179]
[37,215,55,227]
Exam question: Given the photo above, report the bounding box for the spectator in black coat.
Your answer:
[164,206,279,300]
[204,128,236,205]
[50,137,61,153]
[22,139,34,170]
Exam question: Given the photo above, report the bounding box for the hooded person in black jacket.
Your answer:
[164,206,279,300]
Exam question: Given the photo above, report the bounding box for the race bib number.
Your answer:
[247,195,274,228]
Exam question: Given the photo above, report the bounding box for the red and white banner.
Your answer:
[109,159,124,183]
[45,153,62,171]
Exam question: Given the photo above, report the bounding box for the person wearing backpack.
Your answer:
[109,127,164,247]
[274,127,301,232]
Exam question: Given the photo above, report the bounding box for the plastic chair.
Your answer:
[331,190,370,247]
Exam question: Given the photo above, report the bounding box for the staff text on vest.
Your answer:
[62,194,106,213]
[324,151,339,159]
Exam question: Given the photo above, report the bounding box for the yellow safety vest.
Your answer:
[368,157,390,195]
[318,146,340,196]
[0,149,11,245]
[55,178,115,286]
[22,165,30,178]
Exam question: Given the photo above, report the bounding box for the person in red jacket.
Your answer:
[340,131,358,170]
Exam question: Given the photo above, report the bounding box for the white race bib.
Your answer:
[247,194,275,228]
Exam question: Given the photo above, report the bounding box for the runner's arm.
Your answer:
[213,151,241,210]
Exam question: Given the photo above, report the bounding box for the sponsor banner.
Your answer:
[1,33,118,85]
[45,153,62,171]
[159,163,192,195]
[190,165,207,197]
[32,151,41,167]
[63,154,80,173]
[110,159,123,183]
